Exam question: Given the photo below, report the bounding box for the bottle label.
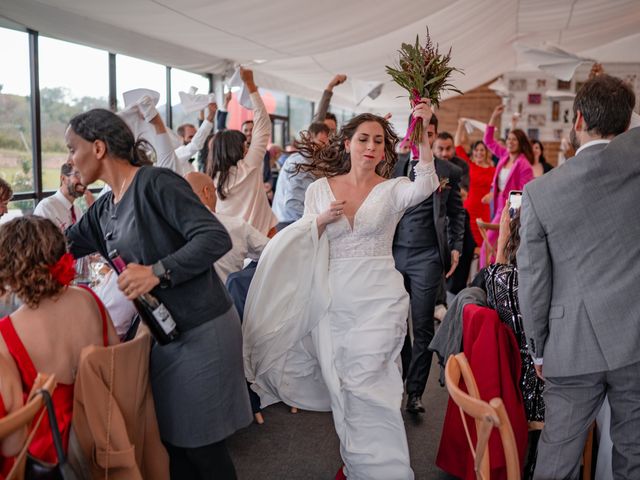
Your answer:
[151,303,177,336]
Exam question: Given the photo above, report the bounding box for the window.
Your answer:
[171,68,210,130]
[262,89,288,117]
[0,199,35,224]
[116,54,167,120]
[0,26,33,194]
[289,96,313,141]
[39,36,109,190]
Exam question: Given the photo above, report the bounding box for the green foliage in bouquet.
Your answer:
[386,28,463,146]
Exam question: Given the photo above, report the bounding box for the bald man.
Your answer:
[185,172,269,283]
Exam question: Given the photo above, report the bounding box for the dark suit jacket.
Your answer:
[450,156,470,192]
[393,154,466,271]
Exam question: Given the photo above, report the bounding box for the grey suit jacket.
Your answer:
[517,128,640,377]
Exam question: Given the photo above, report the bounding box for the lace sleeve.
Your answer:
[390,161,439,212]
[303,180,320,215]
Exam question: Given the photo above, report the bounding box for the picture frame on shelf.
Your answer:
[528,113,546,127]
[527,128,540,141]
[557,80,571,90]
[553,129,564,141]
[536,79,547,88]
[528,93,542,105]
[509,78,527,91]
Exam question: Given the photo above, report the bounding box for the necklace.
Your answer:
[114,170,134,203]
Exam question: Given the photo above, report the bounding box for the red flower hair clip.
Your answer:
[47,252,76,286]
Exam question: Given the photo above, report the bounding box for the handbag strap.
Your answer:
[6,407,46,479]
[39,388,67,466]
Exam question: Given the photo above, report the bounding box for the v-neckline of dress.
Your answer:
[324,177,386,232]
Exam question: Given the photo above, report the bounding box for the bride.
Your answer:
[243,100,439,479]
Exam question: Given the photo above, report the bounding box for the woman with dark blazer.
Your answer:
[65,108,251,479]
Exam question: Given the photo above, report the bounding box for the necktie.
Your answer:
[408,160,418,181]
[70,205,77,225]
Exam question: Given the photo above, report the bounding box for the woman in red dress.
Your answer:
[0,216,118,468]
[0,356,24,478]
[454,119,496,248]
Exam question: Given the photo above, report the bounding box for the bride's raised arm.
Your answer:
[391,98,440,211]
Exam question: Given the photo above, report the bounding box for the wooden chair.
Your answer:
[0,374,57,480]
[476,219,500,266]
[445,353,520,480]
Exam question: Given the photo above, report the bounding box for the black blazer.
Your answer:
[392,154,466,270]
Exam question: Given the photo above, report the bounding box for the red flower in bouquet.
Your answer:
[386,28,463,154]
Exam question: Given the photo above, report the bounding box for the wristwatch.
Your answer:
[151,260,171,289]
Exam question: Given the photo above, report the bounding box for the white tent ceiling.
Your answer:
[2,0,639,123]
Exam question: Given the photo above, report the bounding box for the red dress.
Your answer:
[456,146,495,247]
[0,395,10,479]
[0,286,108,465]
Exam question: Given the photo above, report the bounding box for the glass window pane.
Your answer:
[289,96,312,141]
[0,198,35,224]
[224,87,288,132]
[39,36,109,191]
[0,27,33,194]
[116,54,167,121]
[262,89,288,117]
[171,68,210,130]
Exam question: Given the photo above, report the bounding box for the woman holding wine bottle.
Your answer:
[65,108,252,479]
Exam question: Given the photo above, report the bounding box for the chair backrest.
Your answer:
[0,373,56,480]
[445,353,520,480]
[0,373,56,439]
[476,219,500,266]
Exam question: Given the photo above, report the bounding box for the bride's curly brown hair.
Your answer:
[295,113,400,178]
[0,216,68,308]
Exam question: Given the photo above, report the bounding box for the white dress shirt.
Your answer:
[174,118,214,172]
[33,189,82,231]
[213,212,269,284]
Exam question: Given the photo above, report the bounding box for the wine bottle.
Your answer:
[108,250,179,345]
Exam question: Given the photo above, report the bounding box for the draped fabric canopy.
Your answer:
[2,0,639,122]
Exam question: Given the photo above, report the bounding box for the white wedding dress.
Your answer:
[244,162,438,480]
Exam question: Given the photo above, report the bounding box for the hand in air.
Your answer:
[206,102,218,122]
[412,98,433,127]
[328,74,347,91]
[493,104,505,116]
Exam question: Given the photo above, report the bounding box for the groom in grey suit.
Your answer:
[517,74,639,479]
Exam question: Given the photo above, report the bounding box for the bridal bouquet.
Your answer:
[386,29,462,153]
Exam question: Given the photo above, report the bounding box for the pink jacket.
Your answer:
[484,125,534,220]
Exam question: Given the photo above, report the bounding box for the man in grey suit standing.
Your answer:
[517,74,639,479]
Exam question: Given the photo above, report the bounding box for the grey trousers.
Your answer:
[534,359,640,480]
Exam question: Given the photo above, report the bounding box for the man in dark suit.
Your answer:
[393,114,466,413]
[433,131,477,295]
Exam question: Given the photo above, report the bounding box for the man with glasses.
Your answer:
[34,163,93,230]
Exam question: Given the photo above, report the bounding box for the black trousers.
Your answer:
[447,211,477,295]
[164,440,237,480]
[394,245,443,398]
